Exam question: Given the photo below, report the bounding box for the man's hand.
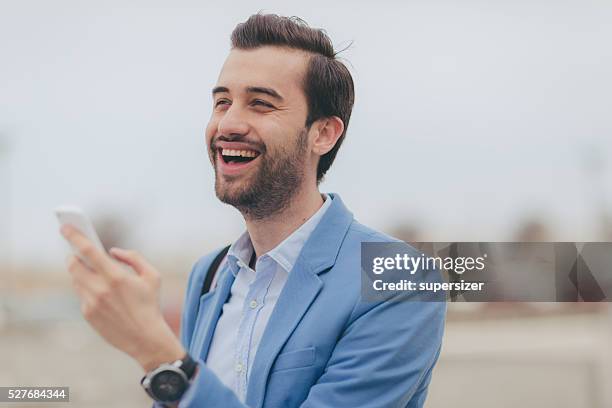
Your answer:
[61,225,185,372]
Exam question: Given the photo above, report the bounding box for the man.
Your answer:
[61,13,446,407]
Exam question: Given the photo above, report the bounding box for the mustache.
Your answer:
[210,135,267,153]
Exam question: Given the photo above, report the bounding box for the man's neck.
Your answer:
[244,186,325,259]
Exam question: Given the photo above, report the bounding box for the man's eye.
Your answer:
[252,99,274,108]
[215,99,230,107]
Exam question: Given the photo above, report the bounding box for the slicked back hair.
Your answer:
[230,13,355,183]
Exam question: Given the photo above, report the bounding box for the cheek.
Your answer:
[252,120,289,148]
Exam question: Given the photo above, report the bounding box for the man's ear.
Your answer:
[311,116,345,157]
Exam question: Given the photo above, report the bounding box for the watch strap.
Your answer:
[179,353,197,380]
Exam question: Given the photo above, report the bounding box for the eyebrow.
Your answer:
[212,86,284,102]
[246,86,284,101]
[212,86,229,95]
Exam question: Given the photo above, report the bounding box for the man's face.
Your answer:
[205,46,313,219]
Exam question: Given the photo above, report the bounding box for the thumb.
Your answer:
[109,248,157,281]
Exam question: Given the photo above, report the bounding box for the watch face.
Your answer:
[150,369,188,402]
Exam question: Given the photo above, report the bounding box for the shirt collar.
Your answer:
[227,193,332,276]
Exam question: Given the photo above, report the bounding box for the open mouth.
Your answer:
[219,148,261,166]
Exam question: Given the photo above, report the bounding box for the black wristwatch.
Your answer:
[140,353,197,403]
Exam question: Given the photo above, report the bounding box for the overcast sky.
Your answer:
[1,0,611,267]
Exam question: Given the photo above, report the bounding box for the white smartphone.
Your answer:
[55,205,105,265]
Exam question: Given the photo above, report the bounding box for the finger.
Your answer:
[67,256,111,321]
[61,225,113,275]
[68,260,93,308]
[70,272,86,298]
[109,248,159,283]
[67,255,106,296]
[72,278,96,311]
[67,253,93,277]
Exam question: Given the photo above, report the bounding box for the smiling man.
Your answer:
[61,13,446,408]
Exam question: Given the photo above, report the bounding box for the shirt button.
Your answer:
[249,300,258,309]
[235,363,244,373]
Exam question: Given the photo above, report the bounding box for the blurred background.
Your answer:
[1,0,611,407]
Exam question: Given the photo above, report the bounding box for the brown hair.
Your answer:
[231,13,355,183]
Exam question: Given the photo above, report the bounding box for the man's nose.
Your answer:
[217,104,250,137]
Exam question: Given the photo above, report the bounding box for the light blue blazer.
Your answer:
[159,193,446,407]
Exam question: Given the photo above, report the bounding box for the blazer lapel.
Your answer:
[245,193,354,407]
[191,264,235,361]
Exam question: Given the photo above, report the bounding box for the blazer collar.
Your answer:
[296,192,354,274]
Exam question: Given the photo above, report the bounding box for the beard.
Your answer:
[211,128,309,220]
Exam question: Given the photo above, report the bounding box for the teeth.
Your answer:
[221,149,258,158]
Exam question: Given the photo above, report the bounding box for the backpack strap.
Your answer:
[200,245,231,297]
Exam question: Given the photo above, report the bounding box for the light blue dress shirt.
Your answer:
[205,194,332,402]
